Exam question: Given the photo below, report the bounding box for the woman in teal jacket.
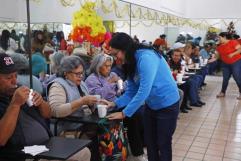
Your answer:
[106,33,180,161]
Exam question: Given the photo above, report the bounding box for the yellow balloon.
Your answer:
[71,1,107,40]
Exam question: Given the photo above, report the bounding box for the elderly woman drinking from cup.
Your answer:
[86,54,148,161]
[85,53,122,101]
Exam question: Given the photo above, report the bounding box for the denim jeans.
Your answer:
[144,101,179,161]
[188,75,202,104]
[199,66,208,83]
[221,59,241,93]
[208,61,218,75]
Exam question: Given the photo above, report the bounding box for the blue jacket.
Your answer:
[114,49,179,117]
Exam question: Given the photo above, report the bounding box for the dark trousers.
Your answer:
[208,61,218,75]
[221,59,241,93]
[188,75,202,104]
[178,83,189,109]
[123,111,144,156]
[198,66,208,84]
[144,101,179,161]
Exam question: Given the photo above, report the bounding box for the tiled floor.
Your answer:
[173,76,241,161]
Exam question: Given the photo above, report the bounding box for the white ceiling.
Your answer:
[185,0,241,19]
[1,0,241,23]
[124,0,186,17]
[124,0,241,19]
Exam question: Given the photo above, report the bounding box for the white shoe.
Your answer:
[133,154,148,161]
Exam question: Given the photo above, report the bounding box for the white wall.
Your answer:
[114,20,208,46]
[115,20,165,43]
[185,0,241,19]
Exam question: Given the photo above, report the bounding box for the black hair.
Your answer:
[160,34,166,38]
[204,43,212,48]
[0,30,11,50]
[219,32,232,40]
[233,34,240,39]
[56,31,65,42]
[109,32,159,80]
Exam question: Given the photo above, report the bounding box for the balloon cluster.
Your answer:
[71,1,107,46]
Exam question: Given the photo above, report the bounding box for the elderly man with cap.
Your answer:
[0,53,91,161]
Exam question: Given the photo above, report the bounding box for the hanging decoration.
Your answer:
[71,1,107,46]
[227,21,236,35]
[27,0,209,30]
[0,23,62,32]
[60,0,76,7]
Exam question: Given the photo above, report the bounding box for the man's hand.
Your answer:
[172,70,178,75]
[11,86,30,107]
[106,112,125,120]
[32,91,44,107]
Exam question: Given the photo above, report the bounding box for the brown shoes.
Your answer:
[216,92,241,100]
[216,92,225,98]
[237,94,241,100]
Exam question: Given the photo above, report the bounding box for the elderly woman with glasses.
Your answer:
[47,55,98,121]
[85,53,121,101]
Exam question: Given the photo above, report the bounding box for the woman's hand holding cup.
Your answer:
[81,95,98,106]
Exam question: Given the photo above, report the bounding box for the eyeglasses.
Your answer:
[69,71,84,77]
[110,49,121,56]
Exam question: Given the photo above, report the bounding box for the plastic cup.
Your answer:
[176,74,183,83]
[188,59,192,65]
[97,104,107,118]
[26,89,34,107]
[195,63,200,69]
[204,59,208,65]
[117,79,124,90]
[93,95,101,101]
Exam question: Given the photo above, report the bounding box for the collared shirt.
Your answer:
[200,48,210,59]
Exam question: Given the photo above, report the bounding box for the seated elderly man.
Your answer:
[0,53,91,161]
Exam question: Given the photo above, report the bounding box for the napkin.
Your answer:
[22,145,49,156]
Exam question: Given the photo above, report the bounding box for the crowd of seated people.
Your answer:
[2,28,236,161]
[168,42,207,113]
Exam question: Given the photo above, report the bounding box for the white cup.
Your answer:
[188,59,192,65]
[93,95,101,101]
[195,63,200,69]
[199,57,203,66]
[181,66,185,74]
[117,79,124,90]
[204,59,208,65]
[26,89,34,107]
[176,74,183,83]
[97,104,107,118]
